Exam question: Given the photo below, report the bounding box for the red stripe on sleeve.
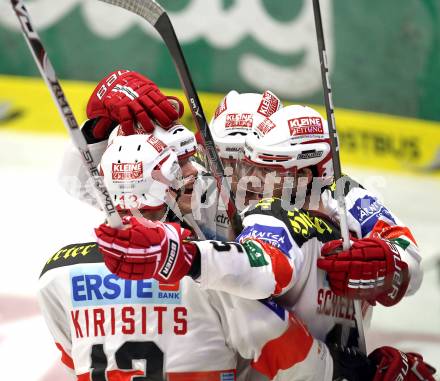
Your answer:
[251,314,313,379]
[55,342,74,370]
[77,370,144,381]
[106,370,145,380]
[371,220,417,245]
[254,239,294,296]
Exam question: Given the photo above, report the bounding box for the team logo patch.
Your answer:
[214,96,227,119]
[256,118,276,135]
[257,90,281,117]
[288,116,324,136]
[349,195,396,237]
[112,162,143,181]
[287,208,334,240]
[238,224,292,257]
[225,113,253,128]
[147,135,166,153]
[242,240,269,267]
[70,265,181,307]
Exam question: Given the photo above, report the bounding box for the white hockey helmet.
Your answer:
[209,90,283,161]
[100,134,181,211]
[240,105,333,180]
[153,123,198,160]
[109,122,197,161]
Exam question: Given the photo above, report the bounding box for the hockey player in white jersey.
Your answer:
[92,106,434,379]
[204,103,422,305]
[54,70,434,378]
[41,132,379,381]
[80,69,422,317]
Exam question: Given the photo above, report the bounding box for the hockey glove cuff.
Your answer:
[318,237,409,306]
[95,217,196,282]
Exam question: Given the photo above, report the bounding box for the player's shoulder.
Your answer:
[287,208,341,246]
[244,197,340,246]
[40,242,103,278]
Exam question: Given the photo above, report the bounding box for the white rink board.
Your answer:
[0,131,439,380]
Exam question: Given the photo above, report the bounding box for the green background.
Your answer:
[2,0,440,120]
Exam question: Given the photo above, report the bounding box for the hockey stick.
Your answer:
[10,0,122,228]
[311,0,367,354]
[98,0,243,235]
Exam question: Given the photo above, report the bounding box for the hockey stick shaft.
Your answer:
[312,0,367,354]
[10,0,122,228]
[98,0,243,235]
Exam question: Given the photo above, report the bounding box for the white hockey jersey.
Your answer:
[195,178,423,344]
[38,242,334,381]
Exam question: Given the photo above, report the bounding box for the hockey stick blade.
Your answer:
[98,0,243,234]
[10,0,121,228]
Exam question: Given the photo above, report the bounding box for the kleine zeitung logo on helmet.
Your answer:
[112,162,144,181]
[288,117,324,136]
[147,135,166,153]
[214,96,227,119]
[257,91,280,117]
[225,113,253,128]
[256,118,276,136]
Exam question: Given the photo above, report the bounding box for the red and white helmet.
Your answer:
[241,105,333,180]
[154,123,198,160]
[109,123,197,161]
[100,134,181,211]
[209,90,283,161]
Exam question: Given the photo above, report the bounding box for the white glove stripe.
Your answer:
[126,245,162,255]
[96,238,161,255]
[99,247,122,259]
[183,256,192,266]
[96,237,113,250]
[111,84,139,100]
[348,277,386,289]
[125,253,161,261]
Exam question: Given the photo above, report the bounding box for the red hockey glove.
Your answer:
[317,238,409,306]
[95,217,196,282]
[87,70,184,139]
[369,346,436,381]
